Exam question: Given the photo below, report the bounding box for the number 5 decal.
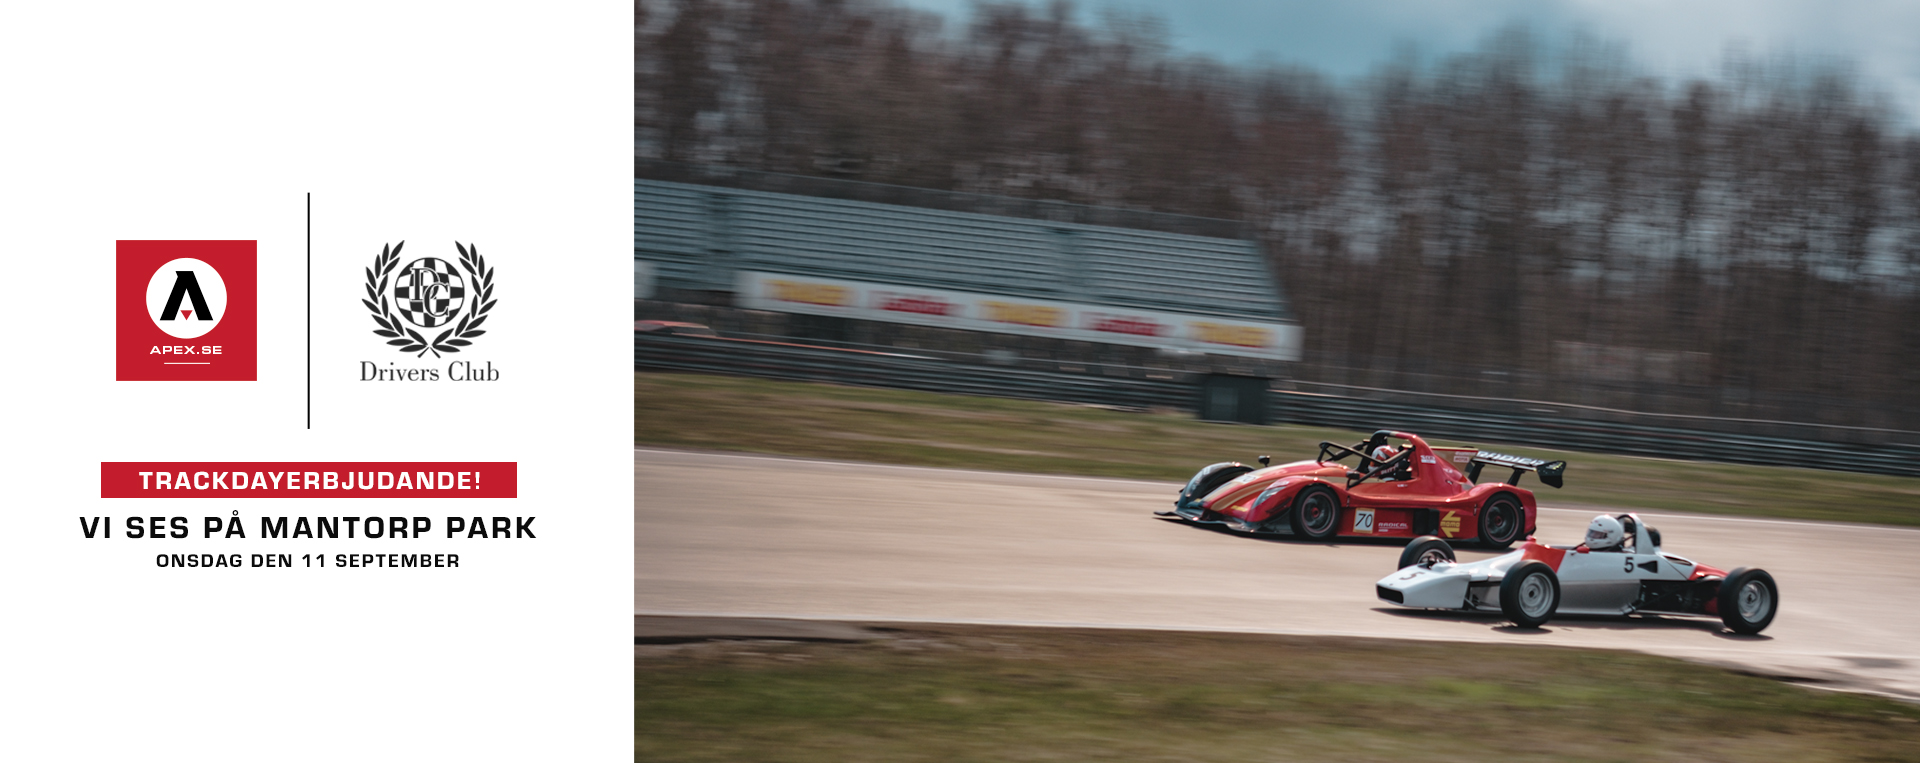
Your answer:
[1623,557,1635,573]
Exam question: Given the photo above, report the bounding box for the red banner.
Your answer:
[101,462,517,498]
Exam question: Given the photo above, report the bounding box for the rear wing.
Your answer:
[1465,451,1567,489]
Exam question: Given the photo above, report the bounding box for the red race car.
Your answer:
[1155,430,1565,548]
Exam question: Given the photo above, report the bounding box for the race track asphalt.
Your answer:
[635,447,1920,700]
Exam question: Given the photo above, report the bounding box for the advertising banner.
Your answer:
[737,271,1302,361]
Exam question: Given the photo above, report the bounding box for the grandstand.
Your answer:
[635,170,1292,324]
[634,162,1301,422]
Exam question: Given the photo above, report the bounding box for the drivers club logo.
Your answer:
[360,241,502,383]
[364,241,497,357]
[116,240,257,381]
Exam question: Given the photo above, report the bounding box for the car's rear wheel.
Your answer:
[1477,495,1523,549]
[1290,486,1342,540]
[1718,568,1778,635]
[1499,561,1559,628]
[1397,536,1456,570]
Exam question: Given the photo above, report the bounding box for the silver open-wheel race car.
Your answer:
[1375,513,1779,633]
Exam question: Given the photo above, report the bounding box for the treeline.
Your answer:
[636,0,1920,429]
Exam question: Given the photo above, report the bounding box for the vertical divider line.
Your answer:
[306,192,311,430]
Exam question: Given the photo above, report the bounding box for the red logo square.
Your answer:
[116,240,258,381]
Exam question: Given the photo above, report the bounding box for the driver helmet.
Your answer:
[1371,444,1399,461]
[1584,515,1624,550]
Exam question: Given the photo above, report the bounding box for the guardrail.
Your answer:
[1272,390,1920,476]
[635,334,1193,411]
[636,334,1920,477]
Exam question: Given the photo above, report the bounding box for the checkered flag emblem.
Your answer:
[392,257,466,328]
[366,241,497,358]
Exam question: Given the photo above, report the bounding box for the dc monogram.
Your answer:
[395,258,465,328]
[364,241,498,357]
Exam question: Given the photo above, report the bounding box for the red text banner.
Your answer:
[101,462,518,498]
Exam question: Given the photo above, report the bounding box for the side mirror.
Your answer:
[1258,455,1271,467]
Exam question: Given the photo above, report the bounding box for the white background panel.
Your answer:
[0,3,631,759]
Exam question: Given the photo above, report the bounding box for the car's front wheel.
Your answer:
[1397,536,1456,570]
[1289,486,1342,541]
[1499,561,1559,628]
[1477,495,1523,549]
[1718,568,1779,635]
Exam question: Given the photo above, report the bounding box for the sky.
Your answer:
[895,0,1920,124]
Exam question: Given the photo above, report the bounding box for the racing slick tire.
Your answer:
[1289,486,1342,541]
[1717,568,1779,635]
[1477,494,1524,550]
[1397,536,1456,570]
[1499,561,1560,629]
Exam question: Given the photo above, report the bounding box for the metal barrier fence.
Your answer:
[636,334,1920,477]
[635,334,1193,410]
[1270,390,1920,475]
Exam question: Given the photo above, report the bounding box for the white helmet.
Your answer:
[1585,515,1624,550]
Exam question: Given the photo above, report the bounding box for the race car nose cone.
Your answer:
[1378,567,1472,610]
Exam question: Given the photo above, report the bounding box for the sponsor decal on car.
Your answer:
[1439,512,1463,538]
[1376,520,1410,534]
[1476,451,1551,468]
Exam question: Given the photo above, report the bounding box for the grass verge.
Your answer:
[636,622,1920,763]
[635,372,1920,527]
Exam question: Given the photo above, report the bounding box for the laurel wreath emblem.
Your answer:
[363,241,497,357]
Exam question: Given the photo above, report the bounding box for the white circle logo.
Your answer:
[145,258,228,339]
